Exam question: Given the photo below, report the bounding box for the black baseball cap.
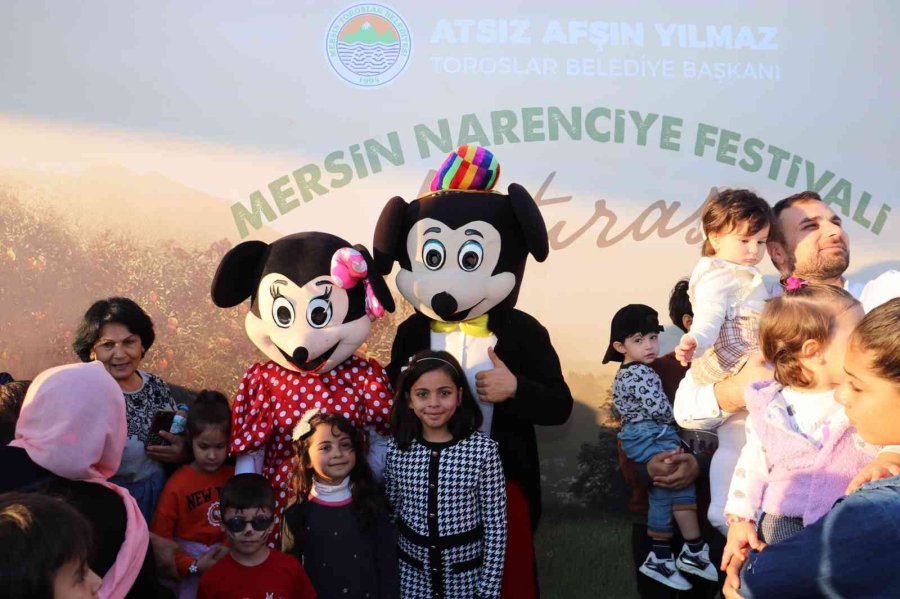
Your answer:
[602,304,664,363]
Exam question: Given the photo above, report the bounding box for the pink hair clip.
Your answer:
[784,276,808,292]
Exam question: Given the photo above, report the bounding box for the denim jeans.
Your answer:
[620,421,696,537]
[740,474,900,598]
[111,469,167,523]
[619,420,682,464]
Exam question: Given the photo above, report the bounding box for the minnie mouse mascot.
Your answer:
[211,232,394,538]
[374,146,573,598]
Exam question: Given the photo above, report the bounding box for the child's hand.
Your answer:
[722,548,749,599]
[846,455,900,495]
[675,334,697,366]
[721,519,765,572]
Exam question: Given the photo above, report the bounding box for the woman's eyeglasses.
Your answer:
[223,515,274,534]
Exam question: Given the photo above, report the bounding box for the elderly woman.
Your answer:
[73,297,184,521]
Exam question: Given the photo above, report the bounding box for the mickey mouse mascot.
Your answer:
[374,146,573,597]
[211,232,395,538]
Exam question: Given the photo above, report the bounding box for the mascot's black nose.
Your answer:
[292,347,309,365]
[431,292,458,320]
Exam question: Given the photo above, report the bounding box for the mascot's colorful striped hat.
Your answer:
[430,144,500,192]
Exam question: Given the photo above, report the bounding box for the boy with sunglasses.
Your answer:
[198,474,316,599]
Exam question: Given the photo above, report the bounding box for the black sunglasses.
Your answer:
[224,515,274,534]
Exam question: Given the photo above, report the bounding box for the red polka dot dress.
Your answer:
[229,354,393,540]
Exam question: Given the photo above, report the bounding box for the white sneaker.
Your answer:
[639,552,693,590]
[676,543,718,582]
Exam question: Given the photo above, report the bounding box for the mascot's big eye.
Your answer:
[272,296,295,328]
[458,240,484,272]
[422,239,446,271]
[306,297,333,329]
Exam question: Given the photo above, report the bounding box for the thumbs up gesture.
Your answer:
[475,347,517,403]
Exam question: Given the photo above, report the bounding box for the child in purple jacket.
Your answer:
[721,284,872,572]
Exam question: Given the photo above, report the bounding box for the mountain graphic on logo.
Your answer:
[339,19,398,44]
[326,6,411,87]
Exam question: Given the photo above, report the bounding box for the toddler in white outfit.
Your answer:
[674,189,775,533]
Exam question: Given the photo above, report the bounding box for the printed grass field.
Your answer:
[536,505,638,599]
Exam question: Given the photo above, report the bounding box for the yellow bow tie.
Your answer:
[430,314,491,338]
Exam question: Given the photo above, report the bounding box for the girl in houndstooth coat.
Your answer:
[384,350,507,599]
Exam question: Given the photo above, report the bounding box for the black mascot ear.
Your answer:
[211,240,269,307]
[507,183,550,262]
[373,195,409,274]
[353,244,395,313]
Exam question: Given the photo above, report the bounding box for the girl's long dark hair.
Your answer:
[390,350,482,450]
[289,413,384,537]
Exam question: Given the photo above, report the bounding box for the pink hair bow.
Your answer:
[784,276,808,292]
[330,247,385,320]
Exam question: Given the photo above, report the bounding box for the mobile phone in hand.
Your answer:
[145,410,176,448]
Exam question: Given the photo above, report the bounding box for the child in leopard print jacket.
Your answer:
[604,304,716,592]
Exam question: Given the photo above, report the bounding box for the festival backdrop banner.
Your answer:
[1,0,897,505]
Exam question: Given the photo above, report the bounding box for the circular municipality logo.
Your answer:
[325,4,411,88]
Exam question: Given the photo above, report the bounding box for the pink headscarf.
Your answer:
[10,361,150,599]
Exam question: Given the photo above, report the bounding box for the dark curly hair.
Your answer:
[289,412,385,535]
[72,297,156,362]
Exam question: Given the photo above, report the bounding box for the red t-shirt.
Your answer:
[150,464,234,577]
[197,550,316,599]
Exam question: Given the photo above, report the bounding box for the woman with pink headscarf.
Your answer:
[0,361,160,598]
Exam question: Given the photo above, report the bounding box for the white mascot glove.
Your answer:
[366,426,390,483]
[235,448,265,475]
